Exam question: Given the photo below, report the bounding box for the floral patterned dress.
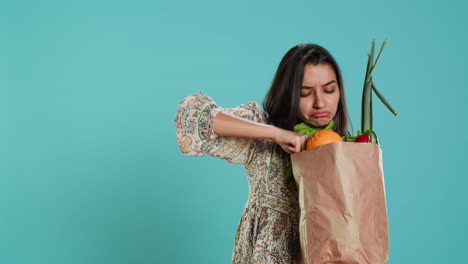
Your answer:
[174,92,301,264]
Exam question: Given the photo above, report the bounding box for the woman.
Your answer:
[174,43,351,263]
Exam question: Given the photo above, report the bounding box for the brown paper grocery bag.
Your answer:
[291,142,389,264]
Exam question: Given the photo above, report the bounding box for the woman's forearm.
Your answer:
[213,112,279,141]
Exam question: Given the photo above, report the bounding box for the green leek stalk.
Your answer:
[372,81,397,116]
[362,40,375,133]
[361,39,397,134]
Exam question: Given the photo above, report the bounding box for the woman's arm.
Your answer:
[213,112,277,140]
[213,112,308,154]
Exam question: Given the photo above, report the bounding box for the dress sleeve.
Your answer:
[174,91,268,166]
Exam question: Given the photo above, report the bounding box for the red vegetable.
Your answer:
[356,134,370,143]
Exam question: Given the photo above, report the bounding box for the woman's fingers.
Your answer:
[294,142,301,153]
[282,144,295,154]
[276,130,310,154]
[301,134,308,151]
[287,143,300,154]
[292,134,308,153]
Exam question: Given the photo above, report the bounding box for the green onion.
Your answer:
[361,39,396,132]
[361,40,375,132]
[371,81,398,116]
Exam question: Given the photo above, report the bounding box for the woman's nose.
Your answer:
[313,93,326,109]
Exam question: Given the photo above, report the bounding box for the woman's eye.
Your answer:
[325,90,335,94]
[300,93,311,97]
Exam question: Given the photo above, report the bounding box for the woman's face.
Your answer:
[298,63,340,127]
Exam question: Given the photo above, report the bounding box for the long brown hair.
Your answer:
[263,43,352,136]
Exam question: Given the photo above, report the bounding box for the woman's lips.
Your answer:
[312,112,330,118]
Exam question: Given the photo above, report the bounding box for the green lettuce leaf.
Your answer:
[293,120,335,136]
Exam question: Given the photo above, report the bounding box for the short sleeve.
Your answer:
[174,91,268,166]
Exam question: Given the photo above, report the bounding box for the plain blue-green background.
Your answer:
[3,0,467,263]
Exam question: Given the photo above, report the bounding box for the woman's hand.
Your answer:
[273,127,309,154]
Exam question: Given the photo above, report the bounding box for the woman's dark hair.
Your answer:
[263,43,351,136]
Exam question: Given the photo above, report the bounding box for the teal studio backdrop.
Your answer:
[2,0,467,263]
